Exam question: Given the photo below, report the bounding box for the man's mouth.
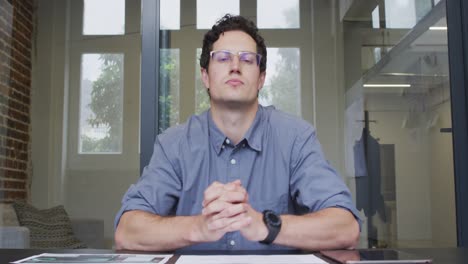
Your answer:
[226,79,244,86]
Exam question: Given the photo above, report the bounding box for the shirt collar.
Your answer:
[208,110,229,155]
[208,105,265,154]
[243,105,264,152]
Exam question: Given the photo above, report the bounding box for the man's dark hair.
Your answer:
[200,14,267,73]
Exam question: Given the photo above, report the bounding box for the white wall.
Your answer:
[365,91,456,246]
[368,107,432,242]
[31,0,69,209]
[65,170,139,247]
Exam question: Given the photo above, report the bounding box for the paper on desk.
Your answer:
[176,254,328,264]
[11,253,173,264]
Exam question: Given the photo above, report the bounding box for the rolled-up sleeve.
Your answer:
[289,125,361,223]
[114,136,182,229]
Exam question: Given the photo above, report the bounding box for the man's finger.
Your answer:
[224,179,242,191]
[202,182,225,207]
[211,203,248,220]
[202,200,232,216]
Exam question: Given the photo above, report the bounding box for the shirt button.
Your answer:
[221,145,225,149]
[229,240,235,246]
[242,144,246,148]
[230,159,236,165]
[225,138,231,145]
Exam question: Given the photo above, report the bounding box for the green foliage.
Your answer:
[195,49,210,115]
[85,54,123,152]
[80,134,120,153]
[159,50,180,133]
[260,48,300,116]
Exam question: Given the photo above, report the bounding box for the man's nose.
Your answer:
[229,55,241,72]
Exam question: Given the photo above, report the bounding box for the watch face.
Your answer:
[266,211,281,226]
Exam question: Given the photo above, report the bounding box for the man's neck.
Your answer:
[210,102,259,145]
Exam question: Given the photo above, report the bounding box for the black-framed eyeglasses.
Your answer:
[210,50,262,66]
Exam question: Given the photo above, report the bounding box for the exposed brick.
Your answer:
[8,108,30,123]
[6,138,25,151]
[8,107,29,124]
[0,29,12,47]
[19,0,33,14]
[0,52,9,66]
[0,6,13,28]
[11,36,30,59]
[0,84,8,96]
[1,190,27,200]
[7,128,29,142]
[17,3,32,21]
[0,179,25,189]
[11,48,30,69]
[0,0,32,201]
[10,68,30,89]
[2,169,26,180]
[0,16,12,34]
[12,10,32,40]
[12,27,30,50]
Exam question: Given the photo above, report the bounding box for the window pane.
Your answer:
[159,49,181,133]
[195,49,210,114]
[260,48,301,116]
[257,0,299,29]
[160,0,180,30]
[343,0,455,248]
[384,0,432,29]
[83,0,125,35]
[79,54,124,153]
[372,6,380,29]
[197,0,239,29]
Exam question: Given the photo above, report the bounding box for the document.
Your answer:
[12,253,173,264]
[175,254,328,264]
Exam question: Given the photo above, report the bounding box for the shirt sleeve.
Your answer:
[114,136,182,229]
[289,125,361,223]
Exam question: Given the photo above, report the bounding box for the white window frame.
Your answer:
[67,0,141,171]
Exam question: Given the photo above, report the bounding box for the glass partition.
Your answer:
[343,0,454,248]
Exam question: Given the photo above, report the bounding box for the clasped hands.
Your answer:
[193,179,268,243]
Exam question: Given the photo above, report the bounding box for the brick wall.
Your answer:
[0,0,34,202]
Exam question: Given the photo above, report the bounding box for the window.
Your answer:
[257,0,300,29]
[79,54,124,153]
[160,0,180,30]
[260,48,301,116]
[159,49,181,132]
[194,49,210,114]
[83,0,125,35]
[196,0,239,29]
[67,0,140,169]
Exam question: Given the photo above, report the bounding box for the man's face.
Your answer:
[201,30,266,108]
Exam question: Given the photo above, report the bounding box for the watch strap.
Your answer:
[259,210,281,244]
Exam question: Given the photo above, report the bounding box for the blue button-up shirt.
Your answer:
[115,105,359,251]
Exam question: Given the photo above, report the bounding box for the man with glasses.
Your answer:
[115,14,360,252]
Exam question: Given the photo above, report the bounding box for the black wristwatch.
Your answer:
[259,210,282,244]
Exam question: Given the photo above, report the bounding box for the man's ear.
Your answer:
[201,68,209,89]
[257,71,266,91]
